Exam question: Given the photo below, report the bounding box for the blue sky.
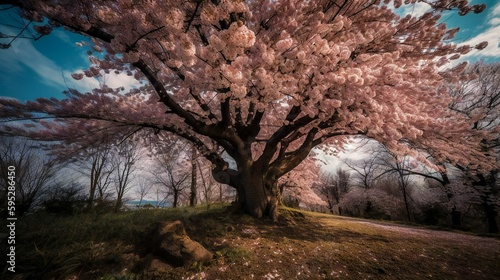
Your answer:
[0,1,499,102]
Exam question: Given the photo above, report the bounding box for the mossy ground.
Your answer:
[2,205,499,279]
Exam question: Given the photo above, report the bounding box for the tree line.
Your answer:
[0,134,236,216]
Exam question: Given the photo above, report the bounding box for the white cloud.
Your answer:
[458,2,500,60]
[399,2,432,18]
[101,71,142,90]
[490,1,500,18]
[0,33,142,98]
[68,70,142,93]
[66,71,101,92]
[459,25,500,59]
[388,1,500,62]
[486,1,500,26]
[490,17,500,26]
[4,40,69,90]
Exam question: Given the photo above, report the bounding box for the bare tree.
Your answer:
[112,139,141,213]
[71,146,115,209]
[447,62,500,233]
[151,155,190,208]
[196,155,217,207]
[135,177,151,207]
[152,184,168,208]
[344,140,418,221]
[0,136,58,215]
[150,138,191,208]
[386,155,415,222]
[318,168,350,214]
[342,139,387,190]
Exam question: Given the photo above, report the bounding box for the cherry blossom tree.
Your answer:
[277,155,326,209]
[0,0,494,219]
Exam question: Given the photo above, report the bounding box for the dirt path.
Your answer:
[354,219,500,250]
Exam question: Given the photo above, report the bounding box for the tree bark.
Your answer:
[216,165,280,221]
[173,190,179,208]
[189,146,197,207]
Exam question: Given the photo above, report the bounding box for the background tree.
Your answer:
[151,144,191,208]
[384,153,417,222]
[70,145,115,209]
[189,144,197,207]
[134,177,151,207]
[344,151,383,189]
[277,155,326,209]
[197,155,216,206]
[0,136,58,215]
[112,139,141,212]
[0,0,493,219]
[41,180,87,215]
[447,62,500,232]
[317,168,351,214]
[193,151,235,207]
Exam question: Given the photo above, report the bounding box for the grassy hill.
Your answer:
[3,205,500,279]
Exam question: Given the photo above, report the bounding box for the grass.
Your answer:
[2,205,500,279]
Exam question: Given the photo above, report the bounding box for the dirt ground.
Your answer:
[141,210,500,279]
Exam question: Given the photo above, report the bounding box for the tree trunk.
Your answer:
[451,207,462,228]
[88,161,98,209]
[173,190,179,208]
[401,184,411,222]
[439,170,463,228]
[484,203,499,233]
[230,168,280,221]
[189,145,197,207]
[114,197,122,213]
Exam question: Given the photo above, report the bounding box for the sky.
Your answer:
[0,1,499,102]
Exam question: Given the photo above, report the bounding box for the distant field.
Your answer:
[2,205,499,279]
[123,200,171,209]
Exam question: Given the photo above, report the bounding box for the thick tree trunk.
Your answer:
[209,128,316,220]
[242,176,279,221]
[219,166,280,221]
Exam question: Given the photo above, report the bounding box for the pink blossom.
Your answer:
[229,24,256,48]
[275,38,293,52]
[339,49,351,60]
